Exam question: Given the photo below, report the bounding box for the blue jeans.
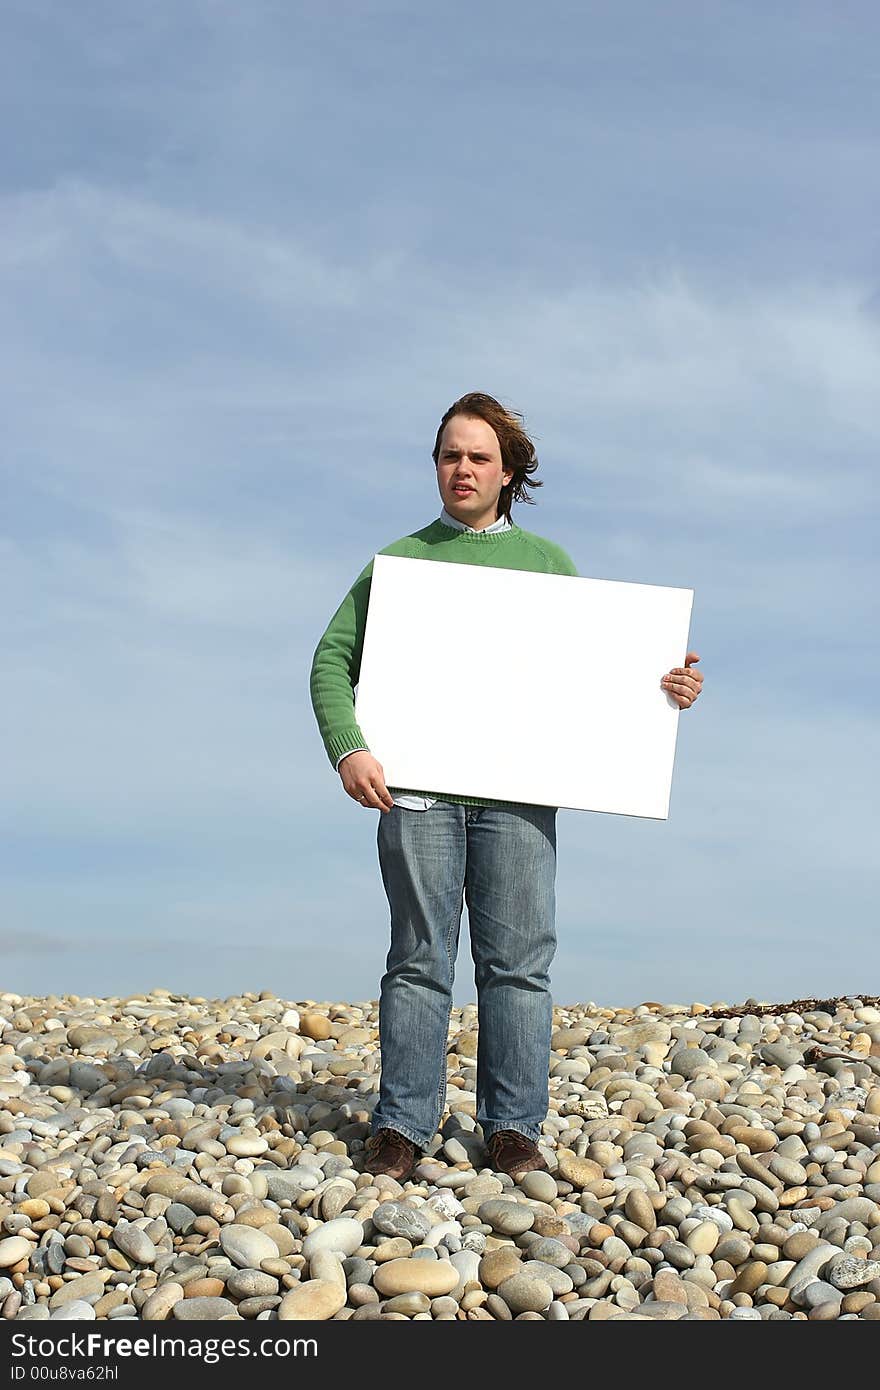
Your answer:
[371,800,558,1149]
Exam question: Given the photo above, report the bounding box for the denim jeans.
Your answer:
[371,800,558,1149]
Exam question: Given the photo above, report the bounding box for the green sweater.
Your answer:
[309,516,578,809]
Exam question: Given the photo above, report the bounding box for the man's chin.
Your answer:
[446,495,476,513]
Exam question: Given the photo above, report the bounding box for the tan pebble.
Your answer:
[556,1152,604,1188]
[142,1280,186,1321]
[531,1215,567,1238]
[682,1282,710,1310]
[278,1279,346,1320]
[17,1200,51,1220]
[653,1270,687,1304]
[48,1273,107,1309]
[778,1186,809,1207]
[234,1206,275,1229]
[686,1222,719,1256]
[348,1283,379,1307]
[588,1299,620,1320]
[729,1126,777,1153]
[479,1248,522,1289]
[308,1250,346,1292]
[300,1014,332,1041]
[615,1220,647,1250]
[373,1258,459,1298]
[842,1291,875,1313]
[729,1261,768,1296]
[185,1278,226,1299]
[587,1223,614,1245]
[0,1237,32,1269]
[383,1291,431,1315]
[460,1289,488,1311]
[374,1238,414,1262]
[726,1202,759,1236]
[736,1152,783,1189]
[261,1223,296,1256]
[93,1289,131,1318]
[764,1260,796,1287]
[26,1172,64,1200]
[809,1301,841,1320]
[624,1189,656,1233]
[226,1134,269,1158]
[762,1287,789,1308]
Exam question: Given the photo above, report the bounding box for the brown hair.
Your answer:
[431,391,543,524]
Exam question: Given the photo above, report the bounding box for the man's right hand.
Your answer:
[338,751,395,812]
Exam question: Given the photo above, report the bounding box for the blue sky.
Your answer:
[3,1,878,1008]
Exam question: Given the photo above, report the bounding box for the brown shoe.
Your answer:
[486,1130,549,1178]
[363,1128,421,1182]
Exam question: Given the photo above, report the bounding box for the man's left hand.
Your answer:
[661,651,703,709]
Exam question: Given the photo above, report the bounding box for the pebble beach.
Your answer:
[2,988,880,1322]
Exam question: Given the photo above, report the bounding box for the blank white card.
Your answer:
[355,555,694,818]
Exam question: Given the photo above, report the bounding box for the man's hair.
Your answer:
[431,391,543,524]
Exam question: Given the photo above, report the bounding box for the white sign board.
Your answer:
[355,555,694,818]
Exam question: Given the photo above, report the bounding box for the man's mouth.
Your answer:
[452,486,474,495]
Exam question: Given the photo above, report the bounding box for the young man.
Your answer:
[309,392,703,1181]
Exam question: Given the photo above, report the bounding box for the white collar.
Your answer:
[439,505,511,534]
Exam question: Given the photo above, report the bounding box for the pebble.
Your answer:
[529,1238,574,1268]
[686,1221,719,1255]
[373,1259,460,1297]
[556,1152,604,1188]
[0,1237,31,1268]
[278,1280,346,1320]
[477,1199,535,1236]
[828,1256,880,1290]
[111,1223,156,1266]
[518,1171,557,1203]
[226,1269,279,1299]
[173,1297,238,1320]
[302,1218,364,1260]
[384,1292,431,1316]
[497,1271,554,1314]
[1,986,879,1323]
[219,1225,280,1269]
[141,1283,184,1320]
[480,1249,523,1288]
[669,1048,712,1078]
[48,1274,105,1309]
[624,1189,657,1232]
[50,1301,97,1321]
[372,1202,432,1242]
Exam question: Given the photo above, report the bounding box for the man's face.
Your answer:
[435,415,514,531]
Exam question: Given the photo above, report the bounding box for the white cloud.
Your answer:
[2,180,877,534]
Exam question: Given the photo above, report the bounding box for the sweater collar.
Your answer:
[438,505,512,534]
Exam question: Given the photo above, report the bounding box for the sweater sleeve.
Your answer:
[309,558,375,768]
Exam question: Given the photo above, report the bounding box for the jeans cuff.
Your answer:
[480,1121,542,1145]
[370,1122,432,1150]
